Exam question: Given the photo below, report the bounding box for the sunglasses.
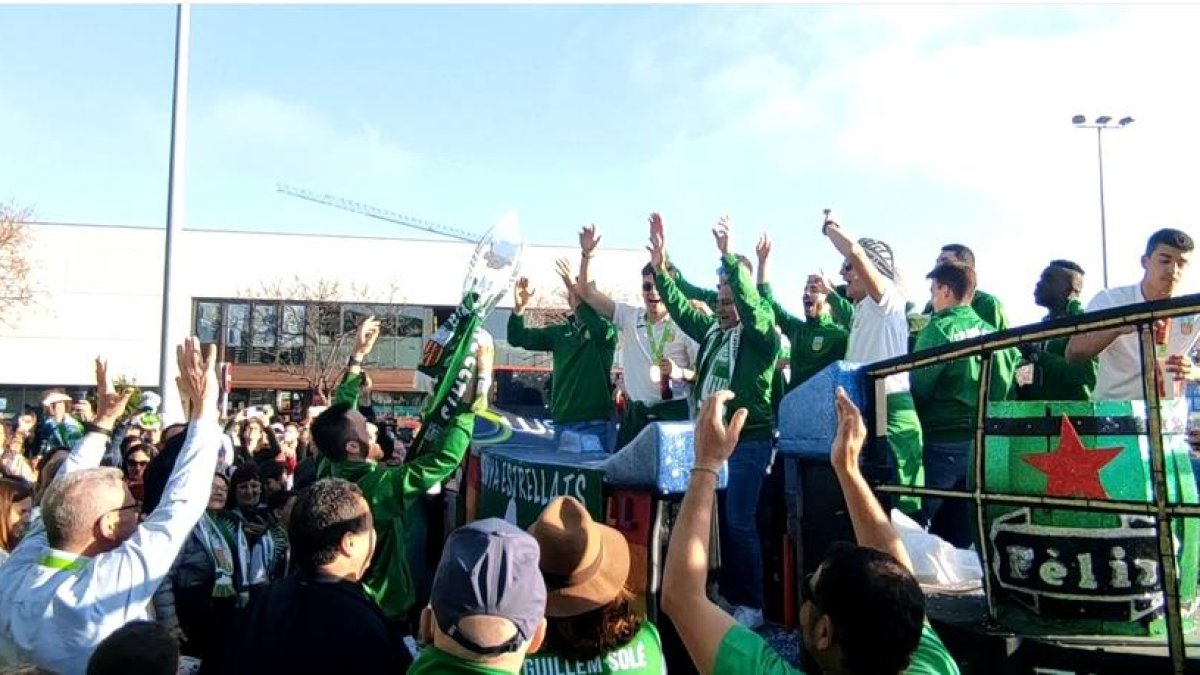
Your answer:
[642,282,655,292]
[840,263,853,274]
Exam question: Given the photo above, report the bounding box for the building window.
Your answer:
[196,302,222,344]
[193,298,432,372]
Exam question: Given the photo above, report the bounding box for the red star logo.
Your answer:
[1022,416,1122,499]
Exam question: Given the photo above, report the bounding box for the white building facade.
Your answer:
[0,222,650,419]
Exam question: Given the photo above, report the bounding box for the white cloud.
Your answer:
[629,6,1200,323]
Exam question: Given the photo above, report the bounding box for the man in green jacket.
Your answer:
[755,233,849,392]
[506,259,618,451]
[649,213,778,630]
[313,316,477,630]
[912,262,1017,547]
[920,243,1009,333]
[1017,260,1097,401]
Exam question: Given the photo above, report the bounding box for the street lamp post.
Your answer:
[1072,114,1134,289]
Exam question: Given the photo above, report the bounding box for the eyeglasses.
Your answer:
[108,502,140,515]
[840,263,853,274]
[642,282,655,292]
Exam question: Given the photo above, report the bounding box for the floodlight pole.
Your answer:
[1073,115,1134,290]
[158,3,192,420]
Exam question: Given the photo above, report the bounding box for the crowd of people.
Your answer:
[0,210,1197,675]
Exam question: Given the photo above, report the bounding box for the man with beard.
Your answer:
[649,213,778,630]
[575,224,699,450]
[1067,229,1200,400]
[1017,260,1096,401]
[755,234,849,392]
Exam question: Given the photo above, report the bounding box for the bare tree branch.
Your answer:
[0,202,36,327]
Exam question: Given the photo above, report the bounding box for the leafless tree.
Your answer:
[0,202,35,327]
[237,276,408,400]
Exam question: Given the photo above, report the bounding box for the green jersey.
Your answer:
[656,254,779,441]
[922,289,1008,332]
[506,303,617,424]
[1017,298,1096,401]
[317,396,474,618]
[522,622,665,675]
[911,305,1018,443]
[714,622,960,675]
[760,282,849,390]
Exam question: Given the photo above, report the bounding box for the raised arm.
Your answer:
[661,391,745,674]
[96,338,221,616]
[333,316,381,408]
[822,209,888,305]
[505,277,556,352]
[63,357,133,478]
[577,225,617,321]
[715,219,776,345]
[648,218,715,343]
[831,387,912,571]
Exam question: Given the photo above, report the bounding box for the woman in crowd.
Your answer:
[215,463,288,608]
[0,422,35,483]
[0,477,34,567]
[524,496,665,674]
[152,473,237,673]
[122,441,155,503]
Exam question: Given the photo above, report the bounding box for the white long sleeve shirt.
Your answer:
[0,421,220,675]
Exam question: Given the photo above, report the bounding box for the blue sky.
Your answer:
[3,4,1200,324]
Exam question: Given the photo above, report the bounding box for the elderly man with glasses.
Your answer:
[0,341,222,675]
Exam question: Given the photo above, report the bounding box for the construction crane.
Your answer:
[276,183,481,243]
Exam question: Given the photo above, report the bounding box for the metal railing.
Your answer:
[864,291,1200,674]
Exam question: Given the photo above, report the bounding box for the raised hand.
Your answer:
[176,337,219,423]
[354,316,381,359]
[808,273,834,296]
[554,257,575,286]
[514,277,536,312]
[579,225,601,255]
[831,386,866,474]
[711,216,731,255]
[821,207,839,235]
[756,233,771,263]
[92,356,134,430]
[647,212,666,271]
[693,390,747,471]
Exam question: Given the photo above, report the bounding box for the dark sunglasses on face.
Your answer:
[642,282,655,292]
[840,263,853,274]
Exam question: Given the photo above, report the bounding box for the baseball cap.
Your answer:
[42,392,72,407]
[430,518,547,655]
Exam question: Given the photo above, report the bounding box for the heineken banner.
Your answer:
[411,213,524,457]
[982,399,1199,636]
[476,446,606,529]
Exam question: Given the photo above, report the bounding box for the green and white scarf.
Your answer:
[411,291,484,456]
[195,513,236,598]
[694,325,742,405]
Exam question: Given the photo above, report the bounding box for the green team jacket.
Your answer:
[760,282,849,390]
[1018,298,1097,401]
[506,302,617,424]
[318,370,473,619]
[922,288,1009,332]
[911,305,1018,443]
[656,253,779,441]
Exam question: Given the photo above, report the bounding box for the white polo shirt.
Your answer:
[613,302,699,405]
[1088,283,1200,401]
[846,280,911,394]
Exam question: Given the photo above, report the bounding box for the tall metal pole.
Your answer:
[158,3,192,420]
[1096,126,1109,289]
